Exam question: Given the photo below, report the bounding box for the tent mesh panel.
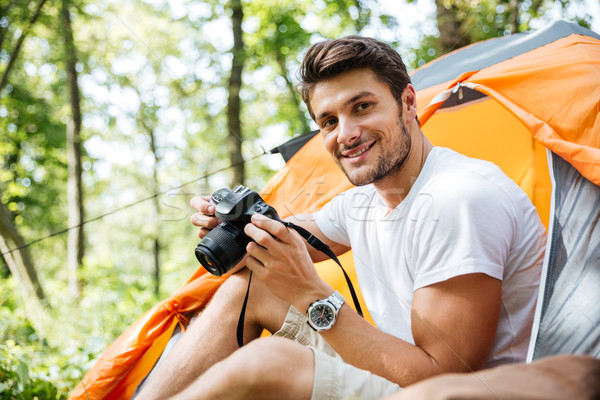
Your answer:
[533,153,600,359]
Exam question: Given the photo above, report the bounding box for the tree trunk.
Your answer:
[62,0,84,300]
[228,0,244,187]
[507,0,521,34]
[435,0,471,54]
[0,4,7,52]
[275,54,311,134]
[147,124,161,297]
[0,200,49,336]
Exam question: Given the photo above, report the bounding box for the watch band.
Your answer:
[327,291,345,310]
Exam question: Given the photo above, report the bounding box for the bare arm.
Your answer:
[244,214,501,386]
[320,273,501,385]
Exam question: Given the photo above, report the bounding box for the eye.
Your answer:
[356,102,371,112]
[322,117,338,129]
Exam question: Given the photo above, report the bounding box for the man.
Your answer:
[137,36,546,400]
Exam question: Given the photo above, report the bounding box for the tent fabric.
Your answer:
[69,21,600,400]
[411,20,600,90]
[417,33,600,187]
[420,90,553,228]
[270,129,319,162]
[69,270,228,399]
[528,152,600,360]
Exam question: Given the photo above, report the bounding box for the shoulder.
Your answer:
[407,148,534,236]
[420,148,522,210]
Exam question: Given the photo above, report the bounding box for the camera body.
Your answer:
[195,185,280,276]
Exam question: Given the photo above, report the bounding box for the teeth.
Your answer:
[345,143,372,158]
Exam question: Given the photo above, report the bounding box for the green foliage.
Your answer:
[0,281,69,399]
[0,83,68,234]
[406,0,592,70]
[0,343,66,400]
[0,258,162,398]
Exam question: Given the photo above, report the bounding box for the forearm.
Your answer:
[317,274,501,386]
[320,305,456,387]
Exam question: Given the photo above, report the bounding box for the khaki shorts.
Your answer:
[274,306,401,400]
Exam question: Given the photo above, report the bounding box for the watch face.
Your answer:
[309,303,335,329]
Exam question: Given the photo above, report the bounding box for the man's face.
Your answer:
[309,68,411,186]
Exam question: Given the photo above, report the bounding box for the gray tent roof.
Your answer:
[411,20,600,91]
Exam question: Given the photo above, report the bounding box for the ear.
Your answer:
[401,84,418,123]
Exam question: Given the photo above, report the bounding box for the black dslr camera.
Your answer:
[195,185,280,276]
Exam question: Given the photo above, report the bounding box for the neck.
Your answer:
[374,131,433,210]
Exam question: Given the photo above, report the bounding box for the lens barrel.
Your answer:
[195,222,249,276]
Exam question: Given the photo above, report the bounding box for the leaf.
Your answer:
[0,381,10,394]
[15,361,29,387]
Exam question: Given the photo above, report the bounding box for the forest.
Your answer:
[0,0,597,397]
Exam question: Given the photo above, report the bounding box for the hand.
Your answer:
[189,195,222,239]
[244,213,333,312]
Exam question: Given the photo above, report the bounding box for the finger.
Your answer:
[245,255,266,276]
[246,241,270,263]
[190,213,221,229]
[197,227,212,239]
[189,195,216,215]
[250,214,293,243]
[244,222,279,249]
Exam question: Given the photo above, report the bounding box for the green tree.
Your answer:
[61,0,85,300]
[0,0,48,93]
[228,0,245,186]
[410,0,592,69]
[137,97,162,296]
[0,0,63,338]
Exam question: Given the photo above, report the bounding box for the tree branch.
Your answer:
[0,0,48,93]
[0,0,21,52]
[275,54,311,134]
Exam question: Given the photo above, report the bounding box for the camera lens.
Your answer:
[197,252,216,270]
[195,222,249,276]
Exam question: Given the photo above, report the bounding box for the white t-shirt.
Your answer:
[315,147,546,367]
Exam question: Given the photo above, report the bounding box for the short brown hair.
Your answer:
[299,36,411,119]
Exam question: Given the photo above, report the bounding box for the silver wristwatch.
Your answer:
[306,291,345,331]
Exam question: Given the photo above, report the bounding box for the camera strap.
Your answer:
[283,221,364,318]
[236,221,364,348]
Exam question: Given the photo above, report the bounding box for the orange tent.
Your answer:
[69,20,600,399]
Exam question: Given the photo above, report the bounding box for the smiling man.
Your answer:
[136,37,546,400]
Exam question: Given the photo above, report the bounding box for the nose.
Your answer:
[337,117,360,147]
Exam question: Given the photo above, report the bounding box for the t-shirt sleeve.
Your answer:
[409,172,516,290]
[314,191,352,247]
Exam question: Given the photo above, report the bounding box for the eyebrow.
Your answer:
[315,91,375,122]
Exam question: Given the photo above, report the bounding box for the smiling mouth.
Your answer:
[342,141,375,158]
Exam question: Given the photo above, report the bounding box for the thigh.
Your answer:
[384,355,600,400]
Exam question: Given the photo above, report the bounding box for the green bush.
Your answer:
[0,257,165,398]
[0,341,67,400]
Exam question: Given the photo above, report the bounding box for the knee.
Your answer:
[205,269,256,314]
[222,337,315,392]
[213,270,289,333]
[216,268,253,299]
